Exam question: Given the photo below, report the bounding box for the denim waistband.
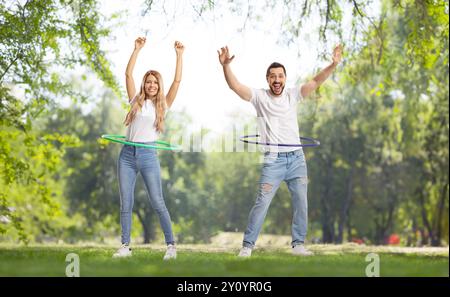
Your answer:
[265,149,302,157]
[124,141,156,146]
[122,142,158,152]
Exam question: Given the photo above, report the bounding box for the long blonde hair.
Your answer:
[124,70,166,133]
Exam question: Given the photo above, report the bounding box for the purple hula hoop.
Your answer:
[239,134,320,147]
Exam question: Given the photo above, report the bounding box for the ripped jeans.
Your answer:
[243,149,308,248]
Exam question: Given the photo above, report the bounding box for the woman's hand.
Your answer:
[135,37,146,51]
[174,41,185,55]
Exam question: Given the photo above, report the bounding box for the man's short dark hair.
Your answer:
[266,62,286,78]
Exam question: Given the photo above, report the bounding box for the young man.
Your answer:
[217,44,343,257]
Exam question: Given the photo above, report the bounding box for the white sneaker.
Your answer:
[238,246,252,257]
[292,244,313,256]
[163,244,177,260]
[112,244,132,258]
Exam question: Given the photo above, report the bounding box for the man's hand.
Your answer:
[300,44,344,98]
[217,46,235,66]
[174,41,185,55]
[332,44,343,65]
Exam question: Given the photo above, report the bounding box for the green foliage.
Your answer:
[302,0,449,245]
[0,126,80,243]
[0,0,120,243]
[0,0,447,246]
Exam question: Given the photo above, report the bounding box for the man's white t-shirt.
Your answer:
[126,98,159,142]
[250,86,304,152]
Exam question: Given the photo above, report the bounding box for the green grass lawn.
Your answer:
[0,244,448,277]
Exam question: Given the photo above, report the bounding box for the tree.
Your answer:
[1,0,120,242]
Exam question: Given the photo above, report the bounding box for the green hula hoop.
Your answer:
[101,135,181,151]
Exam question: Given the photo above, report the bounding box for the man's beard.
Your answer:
[270,84,284,95]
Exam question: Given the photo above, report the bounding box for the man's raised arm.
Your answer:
[218,46,252,101]
[301,44,343,98]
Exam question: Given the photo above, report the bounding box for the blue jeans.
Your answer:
[117,144,174,245]
[243,149,308,248]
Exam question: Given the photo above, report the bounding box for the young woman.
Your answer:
[113,37,184,260]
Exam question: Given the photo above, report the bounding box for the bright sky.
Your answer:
[99,1,342,133]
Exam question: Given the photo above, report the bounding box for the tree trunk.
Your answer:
[136,207,156,244]
[321,155,335,243]
[346,212,353,243]
[418,189,433,246]
[373,200,395,245]
[337,164,354,243]
[431,180,448,246]
[374,218,383,245]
